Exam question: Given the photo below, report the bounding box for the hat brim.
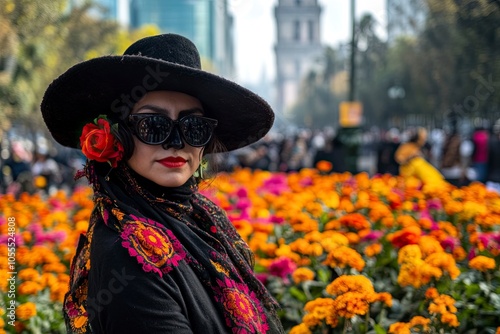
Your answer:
[41,55,274,152]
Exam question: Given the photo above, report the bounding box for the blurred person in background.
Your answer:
[487,120,500,193]
[440,125,473,186]
[313,134,347,173]
[31,146,62,195]
[394,127,446,186]
[470,120,490,183]
[3,141,34,195]
[376,128,400,175]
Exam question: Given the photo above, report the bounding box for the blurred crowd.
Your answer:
[2,119,500,197]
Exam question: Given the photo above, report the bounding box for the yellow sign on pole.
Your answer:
[339,101,363,127]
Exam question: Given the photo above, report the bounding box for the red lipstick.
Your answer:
[157,156,187,168]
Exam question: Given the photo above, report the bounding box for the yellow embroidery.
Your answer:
[211,260,230,276]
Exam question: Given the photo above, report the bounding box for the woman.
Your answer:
[394,127,447,187]
[41,34,284,333]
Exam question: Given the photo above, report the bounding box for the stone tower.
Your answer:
[274,0,323,117]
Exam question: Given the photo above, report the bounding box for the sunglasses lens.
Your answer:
[137,115,172,144]
[180,116,214,146]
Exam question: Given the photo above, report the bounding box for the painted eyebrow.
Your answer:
[134,105,204,117]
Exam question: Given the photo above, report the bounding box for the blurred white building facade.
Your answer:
[274,0,323,116]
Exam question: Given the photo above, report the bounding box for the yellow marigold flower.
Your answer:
[398,245,422,264]
[388,322,411,334]
[428,294,458,315]
[461,201,487,220]
[469,255,496,272]
[289,323,312,334]
[418,235,444,257]
[16,302,36,320]
[440,312,460,327]
[320,232,349,253]
[18,281,42,295]
[364,243,382,257]
[304,298,335,312]
[425,252,460,279]
[323,246,365,272]
[326,275,375,296]
[332,292,370,318]
[292,267,315,284]
[444,200,463,216]
[302,313,320,327]
[409,316,430,330]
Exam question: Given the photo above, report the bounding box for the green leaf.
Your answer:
[289,286,308,303]
[373,324,387,334]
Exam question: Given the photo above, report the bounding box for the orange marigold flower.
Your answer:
[302,313,320,327]
[323,246,365,272]
[418,235,444,257]
[338,213,370,230]
[428,294,458,315]
[18,268,40,282]
[320,232,349,253]
[290,323,312,334]
[18,281,42,295]
[440,312,460,327]
[469,255,496,272]
[15,302,36,320]
[364,243,382,257]
[409,316,431,330]
[332,292,370,318]
[398,245,422,264]
[292,267,315,284]
[375,292,393,308]
[388,322,411,334]
[326,275,375,296]
[425,287,439,299]
[452,246,467,261]
[388,225,421,248]
[316,160,333,172]
[425,252,461,279]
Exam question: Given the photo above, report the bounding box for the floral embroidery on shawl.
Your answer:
[213,276,269,334]
[120,214,185,277]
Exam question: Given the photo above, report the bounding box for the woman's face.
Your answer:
[127,91,205,188]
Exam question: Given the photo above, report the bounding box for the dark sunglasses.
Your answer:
[128,113,218,147]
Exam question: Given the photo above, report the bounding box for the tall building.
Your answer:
[130,0,235,78]
[386,0,427,43]
[274,0,323,116]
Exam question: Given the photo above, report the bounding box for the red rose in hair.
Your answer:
[79,116,124,168]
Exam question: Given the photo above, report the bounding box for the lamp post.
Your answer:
[337,0,361,174]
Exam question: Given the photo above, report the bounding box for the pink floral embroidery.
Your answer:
[120,217,185,277]
[213,277,269,333]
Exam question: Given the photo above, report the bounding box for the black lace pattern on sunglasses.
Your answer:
[128,113,218,147]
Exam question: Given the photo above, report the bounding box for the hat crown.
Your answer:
[123,34,201,70]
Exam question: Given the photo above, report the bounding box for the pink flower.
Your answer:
[269,257,297,281]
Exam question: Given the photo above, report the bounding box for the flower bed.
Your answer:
[1,168,499,333]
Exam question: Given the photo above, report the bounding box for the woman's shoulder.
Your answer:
[91,212,187,278]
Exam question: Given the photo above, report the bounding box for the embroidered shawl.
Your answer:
[63,162,280,333]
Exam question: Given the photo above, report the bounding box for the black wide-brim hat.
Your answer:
[41,34,274,152]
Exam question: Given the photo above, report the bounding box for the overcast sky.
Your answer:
[230,0,386,85]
